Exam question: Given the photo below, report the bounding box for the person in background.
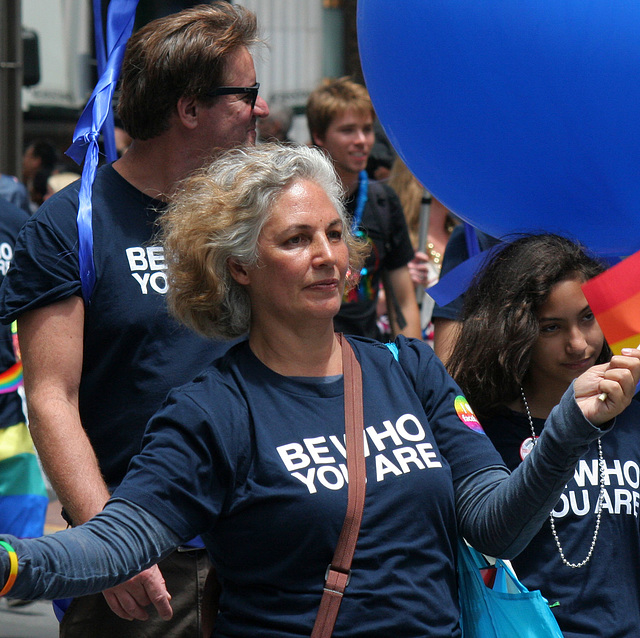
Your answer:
[257,101,294,144]
[387,157,457,344]
[431,224,500,362]
[448,233,640,637]
[0,197,47,609]
[306,77,421,341]
[0,173,31,216]
[0,4,268,637]
[114,126,132,157]
[30,167,55,210]
[44,172,81,202]
[0,145,638,637]
[366,119,396,182]
[21,139,59,212]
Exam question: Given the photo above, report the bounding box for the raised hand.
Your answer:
[574,348,640,426]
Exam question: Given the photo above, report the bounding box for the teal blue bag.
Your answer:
[457,540,564,638]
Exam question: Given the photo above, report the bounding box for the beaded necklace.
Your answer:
[520,387,606,568]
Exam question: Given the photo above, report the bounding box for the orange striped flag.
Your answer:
[582,250,640,354]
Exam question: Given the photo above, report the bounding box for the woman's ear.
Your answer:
[228,258,251,285]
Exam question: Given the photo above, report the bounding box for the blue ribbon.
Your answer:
[92,0,118,163]
[428,226,624,307]
[65,0,139,303]
[428,244,503,307]
[427,222,494,306]
[463,222,481,258]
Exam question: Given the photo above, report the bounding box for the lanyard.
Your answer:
[351,171,369,233]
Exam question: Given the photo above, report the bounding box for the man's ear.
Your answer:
[176,95,200,130]
[228,258,251,285]
[310,131,324,148]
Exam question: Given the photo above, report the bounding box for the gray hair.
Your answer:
[161,143,368,339]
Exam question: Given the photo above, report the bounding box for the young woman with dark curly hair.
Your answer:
[449,233,640,638]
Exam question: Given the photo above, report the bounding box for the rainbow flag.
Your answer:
[582,250,640,354]
[0,420,48,537]
[0,325,46,538]
[0,320,46,538]
[0,361,22,394]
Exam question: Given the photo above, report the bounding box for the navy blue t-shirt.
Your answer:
[116,336,505,637]
[0,198,29,429]
[0,165,230,487]
[334,181,415,339]
[483,404,640,637]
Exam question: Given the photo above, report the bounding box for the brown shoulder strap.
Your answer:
[311,335,367,638]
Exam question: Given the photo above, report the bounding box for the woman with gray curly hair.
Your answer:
[162,143,366,339]
[0,144,638,638]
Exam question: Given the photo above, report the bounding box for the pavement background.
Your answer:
[44,499,66,535]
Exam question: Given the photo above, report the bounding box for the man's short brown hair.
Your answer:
[117,3,259,140]
[306,76,375,144]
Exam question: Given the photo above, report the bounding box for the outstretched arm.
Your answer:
[0,499,179,616]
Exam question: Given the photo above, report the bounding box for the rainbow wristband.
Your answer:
[0,541,18,597]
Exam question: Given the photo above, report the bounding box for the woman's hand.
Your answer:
[574,348,640,425]
[408,252,435,287]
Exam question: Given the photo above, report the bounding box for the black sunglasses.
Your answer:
[204,82,260,109]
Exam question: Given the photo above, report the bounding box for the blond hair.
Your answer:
[306,77,375,144]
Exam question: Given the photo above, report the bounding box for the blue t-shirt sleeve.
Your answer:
[113,370,249,541]
[2,499,181,601]
[0,187,82,323]
[388,336,505,480]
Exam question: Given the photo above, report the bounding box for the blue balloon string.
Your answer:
[65,0,139,303]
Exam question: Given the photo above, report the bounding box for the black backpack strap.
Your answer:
[365,181,407,331]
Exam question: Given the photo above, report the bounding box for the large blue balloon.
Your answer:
[358,0,640,257]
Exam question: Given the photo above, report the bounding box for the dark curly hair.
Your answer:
[447,234,612,417]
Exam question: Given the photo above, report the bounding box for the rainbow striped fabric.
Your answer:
[0,361,23,394]
[0,322,47,538]
[0,419,48,537]
[582,250,640,354]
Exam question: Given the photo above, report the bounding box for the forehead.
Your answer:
[267,180,337,223]
[328,108,374,129]
[538,277,589,316]
[221,46,255,84]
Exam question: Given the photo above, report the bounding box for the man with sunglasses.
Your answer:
[0,5,268,637]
